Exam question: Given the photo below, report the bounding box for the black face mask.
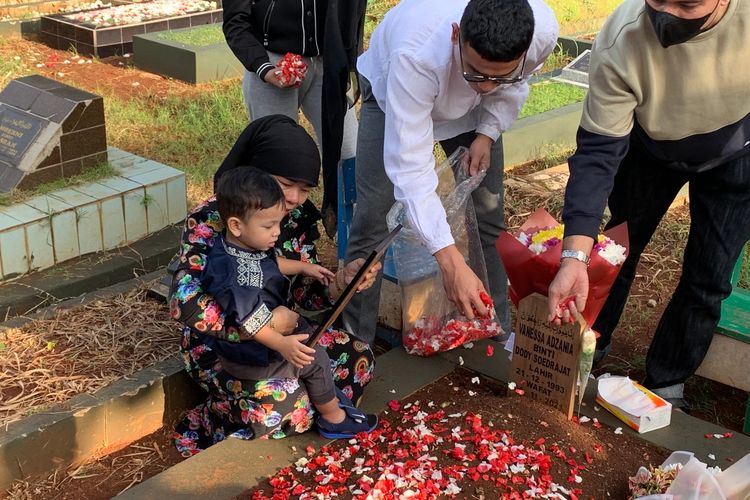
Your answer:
[645,2,714,48]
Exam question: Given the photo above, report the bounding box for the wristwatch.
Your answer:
[560,249,590,266]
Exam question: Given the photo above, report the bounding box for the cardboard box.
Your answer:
[596,376,672,433]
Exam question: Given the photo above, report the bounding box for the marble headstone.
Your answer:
[557,49,591,88]
[0,75,107,192]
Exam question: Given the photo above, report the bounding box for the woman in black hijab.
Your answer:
[171,115,377,454]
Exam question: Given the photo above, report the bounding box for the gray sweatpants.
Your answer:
[242,51,358,159]
[218,344,336,406]
[342,78,511,345]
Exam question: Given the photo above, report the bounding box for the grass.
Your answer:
[155,24,225,46]
[519,80,586,119]
[547,0,623,35]
[103,81,247,202]
[738,243,750,290]
[0,162,116,206]
[0,50,30,89]
[539,45,574,74]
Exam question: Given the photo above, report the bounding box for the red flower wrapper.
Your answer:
[495,208,629,325]
[276,52,307,86]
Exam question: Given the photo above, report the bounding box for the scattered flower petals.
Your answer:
[507,382,517,390]
[578,416,591,423]
[387,400,400,411]
[471,376,480,385]
[458,356,464,366]
[723,432,733,438]
[514,389,525,396]
[614,427,623,435]
[708,454,716,461]
[486,344,494,357]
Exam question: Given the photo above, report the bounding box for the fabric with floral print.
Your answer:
[172,197,374,456]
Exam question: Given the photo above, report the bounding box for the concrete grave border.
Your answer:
[0,268,200,490]
[133,26,243,84]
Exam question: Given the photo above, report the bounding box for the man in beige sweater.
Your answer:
[547,0,749,411]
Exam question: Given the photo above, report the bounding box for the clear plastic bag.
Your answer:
[386,147,502,356]
[633,450,750,500]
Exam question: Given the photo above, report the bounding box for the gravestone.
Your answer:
[557,49,590,88]
[0,75,107,192]
[510,293,583,419]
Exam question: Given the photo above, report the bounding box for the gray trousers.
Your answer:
[243,51,358,159]
[218,344,337,406]
[342,80,511,345]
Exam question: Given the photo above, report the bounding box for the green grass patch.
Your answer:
[540,45,574,73]
[103,81,247,199]
[0,162,116,206]
[737,243,750,289]
[155,24,226,46]
[519,80,586,119]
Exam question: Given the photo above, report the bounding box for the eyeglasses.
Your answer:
[458,33,527,85]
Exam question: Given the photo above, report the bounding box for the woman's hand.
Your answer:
[263,67,305,89]
[270,306,300,335]
[276,334,316,368]
[301,263,335,286]
[342,258,382,292]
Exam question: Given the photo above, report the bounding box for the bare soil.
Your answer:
[241,368,673,499]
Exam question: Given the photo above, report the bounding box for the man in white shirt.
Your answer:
[342,0,559,344]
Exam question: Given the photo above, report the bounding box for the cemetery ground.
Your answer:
[1,18,749,500]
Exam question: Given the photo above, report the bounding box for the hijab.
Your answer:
[214,115,321,192]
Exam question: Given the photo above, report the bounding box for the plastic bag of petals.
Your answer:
[276,53,307,86]
[386,147,503,356]
[495,208,629,326]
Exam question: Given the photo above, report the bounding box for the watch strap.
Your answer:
[560,249,590,265]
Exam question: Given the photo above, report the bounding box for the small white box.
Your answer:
[596,376,672,433]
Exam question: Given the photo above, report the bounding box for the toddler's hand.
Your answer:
[271,306,300,335]
[277,334,316,368]
[302,263,335,286]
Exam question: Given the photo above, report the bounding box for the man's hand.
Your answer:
[301,263,335,286]
[263,68,302,89]
[271,306,300,335]
[467,133,493,176]
[434,245,488,319]
[276,334,316,368]
[547,259,589,325]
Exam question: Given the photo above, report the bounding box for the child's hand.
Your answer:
[271,306,300,335]
[302,263,335,286]
[277,334,316,368]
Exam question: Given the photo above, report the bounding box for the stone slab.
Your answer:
[133,28,244,84]
[696,333,750,391]
[120,350,455,500]
[0,223,181,318]
[503,102,583,168]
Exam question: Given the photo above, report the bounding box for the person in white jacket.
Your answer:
[342,0,559,344]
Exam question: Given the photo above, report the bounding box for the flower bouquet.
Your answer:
[629,450,750,500]
[495,208,629,326]
[276,53,307,86]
